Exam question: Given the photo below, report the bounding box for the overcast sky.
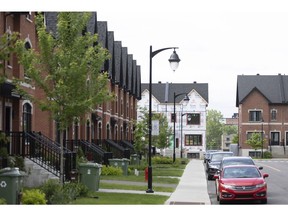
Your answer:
[8,0,288,117]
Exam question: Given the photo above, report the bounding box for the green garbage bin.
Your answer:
[0,167,24,204]
[130,154,140,165]
[78,163,102,191]
[109,158,130,176]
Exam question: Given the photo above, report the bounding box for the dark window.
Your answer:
[187,113,200,125]
[185,134,202,146]
[271,132,279,145]
[23,103,32,132]
[24,41,32,78]
[249,110,262,122]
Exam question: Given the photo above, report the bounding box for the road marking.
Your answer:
[257,162,281,172]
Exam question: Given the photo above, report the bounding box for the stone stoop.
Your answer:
[24,158,59,188]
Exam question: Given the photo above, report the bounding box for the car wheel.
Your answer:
[207,174,212,180]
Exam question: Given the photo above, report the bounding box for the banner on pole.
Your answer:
[152,120,159,136]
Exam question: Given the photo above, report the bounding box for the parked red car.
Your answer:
[214,165,269,204]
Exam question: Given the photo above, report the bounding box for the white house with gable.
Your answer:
[138,81,209,159]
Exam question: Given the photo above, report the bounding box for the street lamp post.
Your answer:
[173,92,189,163]
[180,113,186,158]
[261,118,264,158]
[147,46,181,193]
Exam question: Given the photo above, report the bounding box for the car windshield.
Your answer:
[223,159,255,167]
[223,167,261,178]
[211,153,233,162]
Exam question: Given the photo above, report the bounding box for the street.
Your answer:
[205,159,288,204]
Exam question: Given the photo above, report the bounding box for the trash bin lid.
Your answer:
[0,167,22,176]
[78,162,102,168]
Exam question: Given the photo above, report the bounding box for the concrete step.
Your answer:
[24,158,59,188]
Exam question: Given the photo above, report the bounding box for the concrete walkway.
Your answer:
[164,159,211,205]
[99,159,211,205]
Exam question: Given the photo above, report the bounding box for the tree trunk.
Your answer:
[60,130,64,185]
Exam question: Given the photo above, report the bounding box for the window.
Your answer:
[271,132,280,145]
[249,110,262,122]
[115,96,118,114]
[24,41,32,78]
[171,113,176,123]
[187,113,200,125]
[6,32,12,67]
[271,109,277,121]
[185,134,202,146]
[23,103,32,132]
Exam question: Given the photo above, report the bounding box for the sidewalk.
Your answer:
[164,159,211,205]
[99,159,211,205]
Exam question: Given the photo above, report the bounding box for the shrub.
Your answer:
[63,182,89,199]
[40,179,90,204]
[0,198,7,204]
[263,151,272,159]
[21,189,47,204]
[40,179,62,204]
[101,166,123,175]
[8,155,25,171]
[152,156,173,164]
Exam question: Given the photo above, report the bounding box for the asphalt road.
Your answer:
[205,159,288,205]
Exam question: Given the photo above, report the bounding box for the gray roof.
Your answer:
[43,12,141,99]
[236,74,288,106]
[141,82,209,103]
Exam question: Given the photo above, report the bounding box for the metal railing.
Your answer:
[5,131,76,181]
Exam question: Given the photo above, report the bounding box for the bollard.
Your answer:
[145,167,148,181]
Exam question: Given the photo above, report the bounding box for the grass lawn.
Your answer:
[70,161,187,204]
[70,192,169,204]
[99,182,175,193]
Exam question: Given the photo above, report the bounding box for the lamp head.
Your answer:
[168,48,181,71]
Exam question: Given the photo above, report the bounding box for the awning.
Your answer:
[0,82,20,98]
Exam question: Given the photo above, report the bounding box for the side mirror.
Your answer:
[263,173,269,178]
[213,174,219,179]
[258,166,263,170]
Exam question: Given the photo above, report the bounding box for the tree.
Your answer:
[0,32,19,82]
[14,12,113,184]
[133,107,172,155]
[245,132,265,153]
[222,125,238,135]
[206,109,224,150]
[232,134,239,144]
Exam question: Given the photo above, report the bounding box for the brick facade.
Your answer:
[237,75,288,157]
[1,12,139,146]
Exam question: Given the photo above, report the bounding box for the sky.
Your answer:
[6,0,288,118]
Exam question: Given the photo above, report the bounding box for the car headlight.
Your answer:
[256,183,266,188]
[210,165,219,169]
[220,183,234,189]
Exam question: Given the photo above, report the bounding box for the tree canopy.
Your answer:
[15,12,113,130]
[14,12,114,183]
[206,109,224,149]
[133,107,172,155]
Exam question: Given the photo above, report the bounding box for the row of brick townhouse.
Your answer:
[138,81,209,159]
[236,74,288,158]
[0,12,141,178]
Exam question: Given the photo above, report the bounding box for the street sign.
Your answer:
[152,120,159,136]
